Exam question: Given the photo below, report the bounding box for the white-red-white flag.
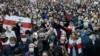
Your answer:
[3,15,32,32]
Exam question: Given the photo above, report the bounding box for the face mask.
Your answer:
[60,23,64,26]
[49,42,53,47]
[33,21,37,24]
[10,43,15,47]
[84,21,88,27]
[78,32,80,36]
[21,38,27,42]
[34,41,38,45]
[78,17,83,20]
[29,48,34,52]
[84,30,87,32]
[90,35,96,41]
[18,23,21,26]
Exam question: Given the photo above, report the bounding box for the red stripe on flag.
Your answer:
[3,20,32,28]
[3,20,16,25]
[77,43,82,48]
[22,23,32,28]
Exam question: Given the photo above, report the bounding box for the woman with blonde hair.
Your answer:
[67,31,82,56]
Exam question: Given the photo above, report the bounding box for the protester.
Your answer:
[14,48,23,56]
[0,0,100,56]
[18,34,30,55]
[25,43,39,56]
[3,37,18,56]
[67,31,82,56]
[86,32,100,56]
[52,46,69,56]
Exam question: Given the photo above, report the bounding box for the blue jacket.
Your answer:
[3,45,18,56]
[18,40,30,54]
[80,30,92,48]
[41,12,48,19]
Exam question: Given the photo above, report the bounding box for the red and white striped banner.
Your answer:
[3,15,32,32]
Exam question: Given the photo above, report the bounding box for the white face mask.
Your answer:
[89,35,96,41]
[29,48,34,52]
[78,17,82,20]
[21,38,27,42]
[10,43,15,47]
[78,32,80,36]
[49,42,53,47]
[84,30,87,32]
[60,22,64,26]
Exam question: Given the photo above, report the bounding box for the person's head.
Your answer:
[21,34,27,42]
[0,33,5,38]
[31,32,38,39]
[38,28,45,40]
[71,31,78,40]
[28,43,35,52]
[25,30,31,35]
[78,15,84,20]
[89,32,97,41]
[9,37,16,47]
[49,42,54,48]
[60,21,64,26]
[69,22,74,26]
[14,48,22,56]
[52,46,63,56]
[60,36,66,44]
[0,33,8,43]
[42,51,48,56]
[33,20,37,25]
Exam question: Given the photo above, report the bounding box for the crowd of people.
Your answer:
[0,0,100,56]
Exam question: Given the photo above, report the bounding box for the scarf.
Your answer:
[68,37,82,54]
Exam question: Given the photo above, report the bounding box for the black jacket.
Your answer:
[86,39,100,56]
